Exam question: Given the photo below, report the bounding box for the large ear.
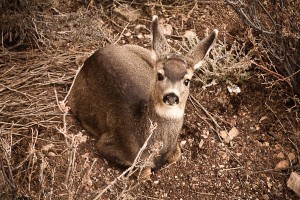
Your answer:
[186,29,218,70]
[151,15,170,61]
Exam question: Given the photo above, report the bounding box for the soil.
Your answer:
[0,1,299,200]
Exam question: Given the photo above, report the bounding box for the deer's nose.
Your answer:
[163,93,179,105]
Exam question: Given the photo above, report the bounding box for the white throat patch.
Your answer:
[155,104,184,119]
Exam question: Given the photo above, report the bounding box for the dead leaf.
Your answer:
[274,144,282,150]
[275,160,289,170]
[276,152,285,159]
[219,127,239,143]
[219,131,228,139]
[287,172,300,197]
[259,116,268,123]
[288,153,296,163]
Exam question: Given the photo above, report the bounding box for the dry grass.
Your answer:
[0,1,143,198]
[227,0,300,96]
[0,48,81,199]
[0,0,55,49]
[0,47,158,199]
[0,0,299,199]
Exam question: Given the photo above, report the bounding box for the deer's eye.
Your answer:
[184,79,190,86]
[157,73,164,81]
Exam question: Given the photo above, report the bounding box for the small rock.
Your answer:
[229,118,237,126]
[219,131,228,139]
[255,140,263,147]
[227,85,241,94]
[137,33,143,39]
[160,23,173,36]
[275,160,289,170]
[276,152,285,159]
[48,152,56,157]
[180,140,187,148]
[183,30,197,39]
[191,177,200,182]
[134,24,146,31]
[262,194,269,200]
[236,153,242,157]
[202,129,209,135]
[228,127,239,139]
[263,142,269,147]
[41,144,54,152]
[153,180,159,184]
[202,134,208,139]
[288,153,296,163]
[287,172,300,197]
[124,32,131,37]
[255,125,260,130]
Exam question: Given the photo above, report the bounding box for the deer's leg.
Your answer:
[98,133,153,179]
[133,167,152,180]
[166,143,181,164]
[96,132,133,167]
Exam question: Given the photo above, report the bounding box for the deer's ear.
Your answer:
[186,29,218,70]
[151,15,170,61]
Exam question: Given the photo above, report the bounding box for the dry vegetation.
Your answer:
[0,0,299,199]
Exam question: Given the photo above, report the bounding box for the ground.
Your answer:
[0,1,299,200]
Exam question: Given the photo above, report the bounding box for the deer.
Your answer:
[67,15,218,178]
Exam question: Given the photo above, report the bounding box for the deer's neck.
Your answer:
[147,98,184,125]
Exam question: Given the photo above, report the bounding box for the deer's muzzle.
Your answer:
[163,93,179,106]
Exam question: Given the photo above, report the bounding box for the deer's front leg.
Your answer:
[166,143,181,164]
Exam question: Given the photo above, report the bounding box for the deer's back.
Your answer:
[68,44,155,136]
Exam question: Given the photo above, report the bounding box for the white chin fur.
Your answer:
[155,104,184,119]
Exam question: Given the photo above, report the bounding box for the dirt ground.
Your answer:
[0,1,299,200]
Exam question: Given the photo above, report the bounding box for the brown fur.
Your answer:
[67,16,218,176]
